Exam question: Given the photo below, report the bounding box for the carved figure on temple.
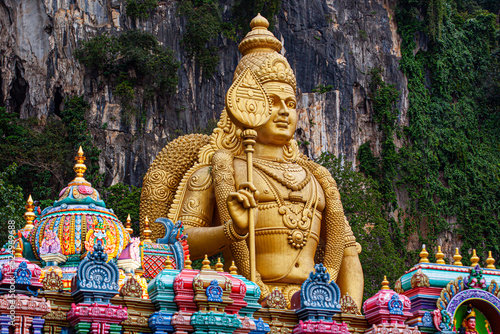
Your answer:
[140,14,363,308]
[39,230,61,255]
[459,306,478,334]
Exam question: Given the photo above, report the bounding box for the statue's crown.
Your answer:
[234,14,296,90]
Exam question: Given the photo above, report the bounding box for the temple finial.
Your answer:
[419,244,429,263]
[125,214,133,235]
[453,248,463,266]
[184,255,193,269]
[229,261,238,275]
[142,216,152,243]
[486,251,496,269]
[470,249,480,267]
[381,276,390,290]
[71,146,90,185]
[164,256,173,270]
[23,195,36,231]
[202,254,211,270]
[14,240,23,258]
[215,257,224,272]
[436,246,445,264]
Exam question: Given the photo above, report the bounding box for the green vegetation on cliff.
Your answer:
[358,0,500,266]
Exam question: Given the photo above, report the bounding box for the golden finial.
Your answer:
[381,276,390,290]
[238,14,282,56]
[453,248,463,266]
[229,261,238,275]
[71,146,90,185]
[142,216,152,243]
[250,13,269,30]
[14,241,22,258]
[215,258,224,272]
[436,246,445,264]
[164,256,173,270]
[125,214,133,235]
[486,251,495,269]
[202,254,211,270]
[419,244,429,263]
[184,255,192,269]
[470,249,480,267]
[23,195,36,231]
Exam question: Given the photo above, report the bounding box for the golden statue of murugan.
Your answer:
[139,14,364,309]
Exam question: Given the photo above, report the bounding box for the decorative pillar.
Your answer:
[31,317,45,334]
[74,322,92,334]
[0,315,12,334]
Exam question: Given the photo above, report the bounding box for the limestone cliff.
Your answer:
[0,0,407,186]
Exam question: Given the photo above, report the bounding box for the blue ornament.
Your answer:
[388,294,404,315]
[14,261,32,285]
[296,263,341,321]
[156,218,186,269]
[71,239,120,304]
[206,279,223,302]
[422,311,433,327]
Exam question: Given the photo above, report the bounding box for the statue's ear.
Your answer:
[225,67,272,129]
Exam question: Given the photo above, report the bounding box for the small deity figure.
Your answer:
[458,305,490,334]
[85,219,116,258]
[40,230,61,255]
[140,14,364,308]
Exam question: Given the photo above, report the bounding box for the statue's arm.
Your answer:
[336,219,364,311]
[179,165,239,260]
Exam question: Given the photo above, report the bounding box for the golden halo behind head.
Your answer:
[235,14,296,91]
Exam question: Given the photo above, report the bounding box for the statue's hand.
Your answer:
[227,182,259,235]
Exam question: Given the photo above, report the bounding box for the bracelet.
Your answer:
[223,220,248,242]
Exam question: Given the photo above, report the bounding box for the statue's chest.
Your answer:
[233,159,325,210]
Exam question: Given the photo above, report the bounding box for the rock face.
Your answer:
[0,0,407,186]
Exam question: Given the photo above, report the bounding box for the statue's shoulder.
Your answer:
[297,154,338,191]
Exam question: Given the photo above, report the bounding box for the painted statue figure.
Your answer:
[458,305,491,334]
[40,230,61,255]
[139,14,364,308]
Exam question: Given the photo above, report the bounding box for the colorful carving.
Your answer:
[296,264,341,321]
[339,294,360,315]
[206,279,224,302]
[119,276,143,298]
[41,269,64,291]
[262,288,287,310]
[72,239,120,304]
[39,230,61,255]
[464,265,487,290]
[410,268,430,288]
[292,320,349,334]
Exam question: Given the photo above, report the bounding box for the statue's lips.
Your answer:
[275,120,289,128]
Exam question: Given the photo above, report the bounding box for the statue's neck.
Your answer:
[253,143,284,160]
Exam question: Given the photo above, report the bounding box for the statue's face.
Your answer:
[256,81,297,146]
[467,318,476,329]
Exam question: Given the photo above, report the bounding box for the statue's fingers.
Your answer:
[239,189,257,207]
[237,190,253,208]
[238,182,258,192]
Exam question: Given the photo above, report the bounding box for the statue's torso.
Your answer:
[233,157,325,284]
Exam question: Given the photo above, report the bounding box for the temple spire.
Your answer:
[23,195,36,231]
[70,146,90,185]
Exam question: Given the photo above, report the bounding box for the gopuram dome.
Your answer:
[30,147,130,265]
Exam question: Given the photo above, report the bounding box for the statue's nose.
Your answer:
[278,100,289,116]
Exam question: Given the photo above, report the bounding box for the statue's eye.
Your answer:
[287,101,296,108]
